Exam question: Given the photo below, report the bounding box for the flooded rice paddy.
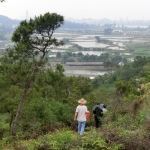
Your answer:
[64,70,108,78]
[50,33,150,78]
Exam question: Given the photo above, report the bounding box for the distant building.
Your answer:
[112,30,123,34]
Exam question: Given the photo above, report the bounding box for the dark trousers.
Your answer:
[94,116,102,128]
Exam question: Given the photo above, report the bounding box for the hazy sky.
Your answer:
[0,0,150,21]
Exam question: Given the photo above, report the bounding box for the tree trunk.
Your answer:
[9,113,14,134]
[11,54,45,136]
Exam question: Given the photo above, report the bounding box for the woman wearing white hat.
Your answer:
[74,98,89,135]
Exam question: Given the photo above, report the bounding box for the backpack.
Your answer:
[100,104,104,109]
[93,107,103,117]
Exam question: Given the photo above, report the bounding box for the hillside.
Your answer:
[1,54,150,149]
[1,13,150,150]
[0,15,98,29]
[0,15,20,26]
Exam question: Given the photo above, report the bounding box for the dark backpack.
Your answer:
[93,107,103,117]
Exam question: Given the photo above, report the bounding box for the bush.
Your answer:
[15,99,73,138]
[6,129,124,150]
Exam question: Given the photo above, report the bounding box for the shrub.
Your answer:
[7,129,124,150]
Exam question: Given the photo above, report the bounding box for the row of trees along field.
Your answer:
[1,6,150,150]
[59,51,128,65]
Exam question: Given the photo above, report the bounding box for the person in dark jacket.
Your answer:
[93,103,103,128]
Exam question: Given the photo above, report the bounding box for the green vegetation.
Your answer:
[95,36,113,45]
[1,46,150,149]
[1,13,150,150]
[126,42,150,56]
[5,12,64,136]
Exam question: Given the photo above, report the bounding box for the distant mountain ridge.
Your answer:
[0,15,112,26]
[0,15,97,29]
[1,15,150,28]
[0,15,20,26]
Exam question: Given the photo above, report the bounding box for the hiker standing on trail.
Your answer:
[93,103,103,128]
[74,98,88,135]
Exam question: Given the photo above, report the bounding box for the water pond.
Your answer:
[71,42,109,48]
[108,47,125,50]
[50,49,66,52]
[64,70,108,78]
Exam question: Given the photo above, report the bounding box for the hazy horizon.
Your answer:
[0,0,150,21]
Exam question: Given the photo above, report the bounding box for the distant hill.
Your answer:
[61,21,95,29]
[1,15,150,28]
[0,15,96,29]
[0,15,20,26]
